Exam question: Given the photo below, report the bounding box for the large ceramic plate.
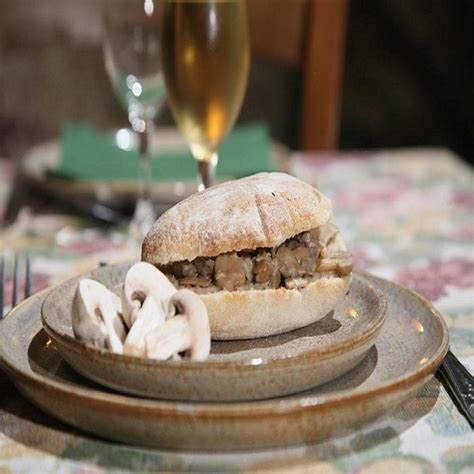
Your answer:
[0,274,448,450]
[22,127,290,206]
[41,264,386,401]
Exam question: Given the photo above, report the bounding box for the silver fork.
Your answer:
[0,254,32,320]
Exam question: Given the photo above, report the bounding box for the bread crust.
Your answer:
[202,275,351,340]
[142,172,332,265]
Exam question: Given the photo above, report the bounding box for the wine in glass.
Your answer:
[161,0,250,189]
[103,0,166,238]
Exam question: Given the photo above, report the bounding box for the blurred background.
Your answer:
[0,0,472,162]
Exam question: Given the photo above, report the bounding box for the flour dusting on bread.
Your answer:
[142,172,332,265]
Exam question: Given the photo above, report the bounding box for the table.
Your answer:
[0,148,473,472]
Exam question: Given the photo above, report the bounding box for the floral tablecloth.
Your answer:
[0,148,473,473]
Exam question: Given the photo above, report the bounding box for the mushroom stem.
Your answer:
[123,295,165,356]
[145,289,210,361]
[145,316,192,360]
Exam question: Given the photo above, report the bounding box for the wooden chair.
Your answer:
[248,0,349,150]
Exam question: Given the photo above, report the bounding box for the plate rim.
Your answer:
[22,128,291,190]
[0,273,449,418]
[40,267,387,369]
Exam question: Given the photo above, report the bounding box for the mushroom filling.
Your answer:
[159,223,353,293]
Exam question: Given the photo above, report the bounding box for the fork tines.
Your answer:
[0,253,31,320]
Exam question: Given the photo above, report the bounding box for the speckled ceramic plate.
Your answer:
[0,274,448,450]
[40,264,386,401]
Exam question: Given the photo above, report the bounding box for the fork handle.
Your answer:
[437,350,474,427]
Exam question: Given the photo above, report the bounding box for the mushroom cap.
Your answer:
[72,279,125,353]
[122,262,176,327]
[72,280,108,348]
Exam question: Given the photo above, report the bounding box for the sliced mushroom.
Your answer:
[145,315,192,360]
[121,262,176,328]
[328,233,348,253]
[241,254,254,282]
[72,279,126,353]
[123,295,164,356]
[276,246,302,278]
[179,276,211,288]
[173,261,197,279]
[293,246,316,274]
[145,289,210,361]
[214,253,247,291]
[121,262,177,356]
[317,251,353,276]
[316,258,338,273]
[332,250,353,276]
[297,231,316,247]
[254,251,281,288]
[297,231,320,260]
[194,257,215,279]
[254,252,273,283]
[311,223,340,247]
[336,259,353,276]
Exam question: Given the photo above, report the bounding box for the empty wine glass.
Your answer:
[103,0,166,238]
[161,0,250,189]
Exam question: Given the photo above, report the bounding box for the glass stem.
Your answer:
[137,119,152,204]
[198,152,218,189]
[129,118,156,239]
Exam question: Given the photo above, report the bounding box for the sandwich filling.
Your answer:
[158,223,353,294]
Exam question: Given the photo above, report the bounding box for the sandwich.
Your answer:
[142,172,353,340]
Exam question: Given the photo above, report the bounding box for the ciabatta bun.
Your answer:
[142,172,332,265]
[201,274,351,340]
[142,172,350,340]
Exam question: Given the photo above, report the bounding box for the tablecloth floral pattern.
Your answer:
[0,148,473,473]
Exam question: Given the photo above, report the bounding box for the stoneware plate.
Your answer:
[40,264,387,401]
[0,274,448,450]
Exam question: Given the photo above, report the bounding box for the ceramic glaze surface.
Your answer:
[40,265,386,401]
[0,274,448,450]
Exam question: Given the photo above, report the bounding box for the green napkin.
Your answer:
[57,122,272,182]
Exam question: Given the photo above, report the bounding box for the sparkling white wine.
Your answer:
[162,0,250,161]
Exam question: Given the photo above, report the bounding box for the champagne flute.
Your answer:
[103,0,166,238]
[161,0,250,189]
